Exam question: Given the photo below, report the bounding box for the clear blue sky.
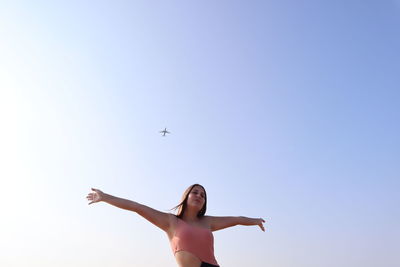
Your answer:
[1,1,399,266]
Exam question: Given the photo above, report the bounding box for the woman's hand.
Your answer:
[256,218,266,232]
[86,188,105,204]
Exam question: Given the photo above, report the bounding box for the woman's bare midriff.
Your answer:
[175,250,202,267]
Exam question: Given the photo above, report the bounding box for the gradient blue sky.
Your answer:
[1,1,399,267]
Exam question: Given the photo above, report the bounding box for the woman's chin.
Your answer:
[188,203,202,211]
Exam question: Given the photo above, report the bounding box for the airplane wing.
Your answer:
[159,128,170,135]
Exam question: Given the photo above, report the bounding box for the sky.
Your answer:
[0,1,399,266]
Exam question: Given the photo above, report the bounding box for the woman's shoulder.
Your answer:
[200,215,213,228]
[168,213,179,223]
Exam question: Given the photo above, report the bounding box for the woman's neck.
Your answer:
[182,209,199,222]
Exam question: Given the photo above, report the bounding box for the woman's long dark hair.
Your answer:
[172,184,207,218]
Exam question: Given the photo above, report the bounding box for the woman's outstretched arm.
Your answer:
[86,188,173,232]
[208,216,265,232]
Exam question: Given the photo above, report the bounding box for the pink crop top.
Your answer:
[170,217,219,266]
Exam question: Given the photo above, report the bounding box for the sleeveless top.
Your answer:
[170,217,219,266]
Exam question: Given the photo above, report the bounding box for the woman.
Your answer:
[86,184,265,267]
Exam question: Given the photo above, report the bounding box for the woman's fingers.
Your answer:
[86,193,94,204]
[87,193,95,200]
[87,189,102,204]
[259,218,266,232]
[91,188,104,193]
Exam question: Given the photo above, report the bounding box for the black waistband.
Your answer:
[201,262,219,267]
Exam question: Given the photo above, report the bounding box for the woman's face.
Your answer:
[186,185,206,211]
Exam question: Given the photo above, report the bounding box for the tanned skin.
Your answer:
[86,186,265,267]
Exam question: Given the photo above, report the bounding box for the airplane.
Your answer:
[159,127,170,137]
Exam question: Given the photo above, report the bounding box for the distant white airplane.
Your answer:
[159,127,170,137]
